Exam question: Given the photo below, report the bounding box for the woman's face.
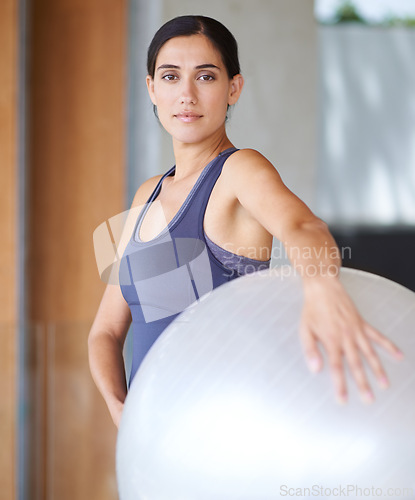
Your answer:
[146,34,243,146]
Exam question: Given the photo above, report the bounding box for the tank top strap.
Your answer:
[146,166,176,206]
[170,147,239,239]
[133,148,239,244]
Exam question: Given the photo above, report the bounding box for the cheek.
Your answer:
[203,87,230,113]
[152,81,175,105]
[156,107,173,130]
[152,88,167,107]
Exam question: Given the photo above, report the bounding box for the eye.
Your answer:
[162,74,178,81]
[198,74,215,82]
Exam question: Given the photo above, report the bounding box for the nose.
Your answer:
[180,79,197,105]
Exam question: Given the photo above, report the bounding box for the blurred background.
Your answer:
[1,0,414,498]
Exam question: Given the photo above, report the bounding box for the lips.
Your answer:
[174,111,202,123]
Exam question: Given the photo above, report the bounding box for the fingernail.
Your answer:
[336,393,347,405]
[379,377,389,389]
[395,350,404,360]
[308,358,320,373]
[362,390,374,403]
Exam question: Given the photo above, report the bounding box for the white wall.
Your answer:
[129,0,319,209]
[317,24,415,225]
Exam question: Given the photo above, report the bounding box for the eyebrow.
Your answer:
[156,63,221,71]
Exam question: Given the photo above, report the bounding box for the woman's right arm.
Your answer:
[88,174,162,427]
[88,285,131,428]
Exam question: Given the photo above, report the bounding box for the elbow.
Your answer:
[87,324,106,359]
[300,217,329,234]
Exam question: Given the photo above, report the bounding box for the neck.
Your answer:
[172,133,234,181]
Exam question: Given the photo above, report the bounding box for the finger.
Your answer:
[357,330,390,389]
[365,324,404,360]
[343,338,374,403]
[299,323,323,373]
[326,345,348,404]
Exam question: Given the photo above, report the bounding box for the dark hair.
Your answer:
[147,15,241,79]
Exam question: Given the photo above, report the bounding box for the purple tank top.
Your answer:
[119,147,269,384]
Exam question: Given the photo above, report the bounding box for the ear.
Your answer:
[228,74,244,106]
[146,75,157,105]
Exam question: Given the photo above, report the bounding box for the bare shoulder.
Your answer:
[223,148,283,184]
[230,148,269,162]
[131,174,163,208]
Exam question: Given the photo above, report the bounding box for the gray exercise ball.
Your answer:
[117,268,415,500]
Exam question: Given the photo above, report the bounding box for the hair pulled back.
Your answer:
[147,15,241,79]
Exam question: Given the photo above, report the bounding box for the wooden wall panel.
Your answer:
[28,0,127,323]
[0,0,18,498]
[27,1,127,498]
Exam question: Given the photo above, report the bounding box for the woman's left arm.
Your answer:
[228,149,403,404]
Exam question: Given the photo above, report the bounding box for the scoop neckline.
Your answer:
[130,147,237,246]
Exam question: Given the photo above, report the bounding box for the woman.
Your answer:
[88,15,402,428]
